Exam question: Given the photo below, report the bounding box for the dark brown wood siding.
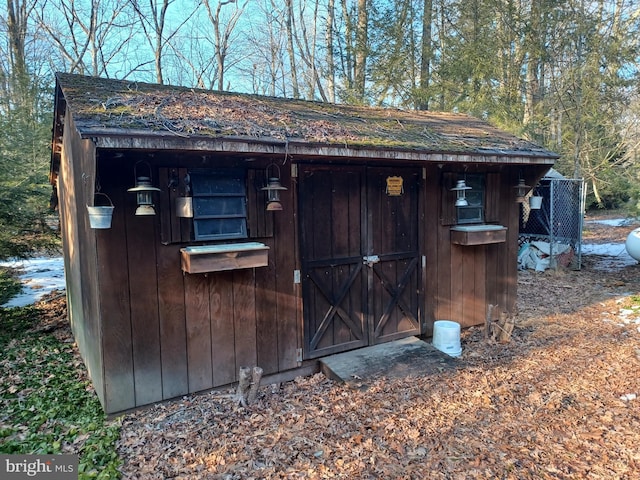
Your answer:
[90,155,299,413]
[424,165,532,333]
[95,181,135,412]
[59,113,105,407]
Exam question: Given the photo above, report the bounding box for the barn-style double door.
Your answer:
[299,165,422,359]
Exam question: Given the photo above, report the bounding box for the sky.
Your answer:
[1,219,638,308]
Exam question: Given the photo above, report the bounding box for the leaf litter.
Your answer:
[112,214,640,479]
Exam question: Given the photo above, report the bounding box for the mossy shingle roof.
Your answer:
[54,72,558,160]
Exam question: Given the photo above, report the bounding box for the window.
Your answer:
[456,174,485,224]
[190,169,247,241]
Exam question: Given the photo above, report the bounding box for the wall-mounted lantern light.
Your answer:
[261,164,287,211]
[127,161,161,216]
[451,179,472,207]
[513,178,531,203]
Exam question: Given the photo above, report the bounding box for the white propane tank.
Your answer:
[625,227,640,262]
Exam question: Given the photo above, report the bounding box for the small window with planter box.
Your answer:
[442,172,507,245]
[157,167,274,273]
[180,169,270,273]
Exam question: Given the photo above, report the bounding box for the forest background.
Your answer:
[1,0,639,259]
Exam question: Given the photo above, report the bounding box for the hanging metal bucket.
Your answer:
[87,193,114,229]
[529,195,543,210]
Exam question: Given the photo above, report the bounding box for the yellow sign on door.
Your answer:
[386,176,404,196]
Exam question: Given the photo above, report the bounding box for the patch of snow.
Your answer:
[0,257,66,308]
[581,243,638,270]
[581,243,629,256]
[584,218,637,227]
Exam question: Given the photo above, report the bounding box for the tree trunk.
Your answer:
[523,0,542,136]
[485,304,495,340]
[490,311,514,343]
[291,0,327,101]
[247,366,263,405]
[353,0,367,100]
[418,0,433,110]
[339,0,353,90]
[6,0,28,79]
[285,0,300,98]
[236,366,252,407]
[437,0,446,110]
[6,0,32,108]
[236,366,263,407]
[154,0,170,84]
[325,0,336,102]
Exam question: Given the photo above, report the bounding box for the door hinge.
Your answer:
[291,163,298,178]
[294,269,301,284]
[296,348,303,362]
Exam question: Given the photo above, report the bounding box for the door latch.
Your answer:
[363,255,380,267]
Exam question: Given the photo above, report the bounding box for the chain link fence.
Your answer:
[519,170,586,270]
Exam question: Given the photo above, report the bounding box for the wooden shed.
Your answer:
[50,72,557,414]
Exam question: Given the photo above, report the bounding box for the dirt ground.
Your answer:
[57,212,640,479]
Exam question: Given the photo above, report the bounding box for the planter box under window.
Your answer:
[450,225,507,246]
[180,242,269,273]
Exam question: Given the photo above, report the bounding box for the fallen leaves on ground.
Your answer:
[116,218,640,479]
[0,295,121,478]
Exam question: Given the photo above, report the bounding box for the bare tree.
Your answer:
[242,1,287,96]
[290,0,327,101]
[335,0,367,102]
[128,0,198,84]
[34,0,134,77]
[201,0,247,91]
[129,0,170,83]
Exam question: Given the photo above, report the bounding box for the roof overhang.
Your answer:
[76,129,558,165]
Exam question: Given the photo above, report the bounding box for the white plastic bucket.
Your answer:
[432,320,462,357]
[87,193,114,229]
